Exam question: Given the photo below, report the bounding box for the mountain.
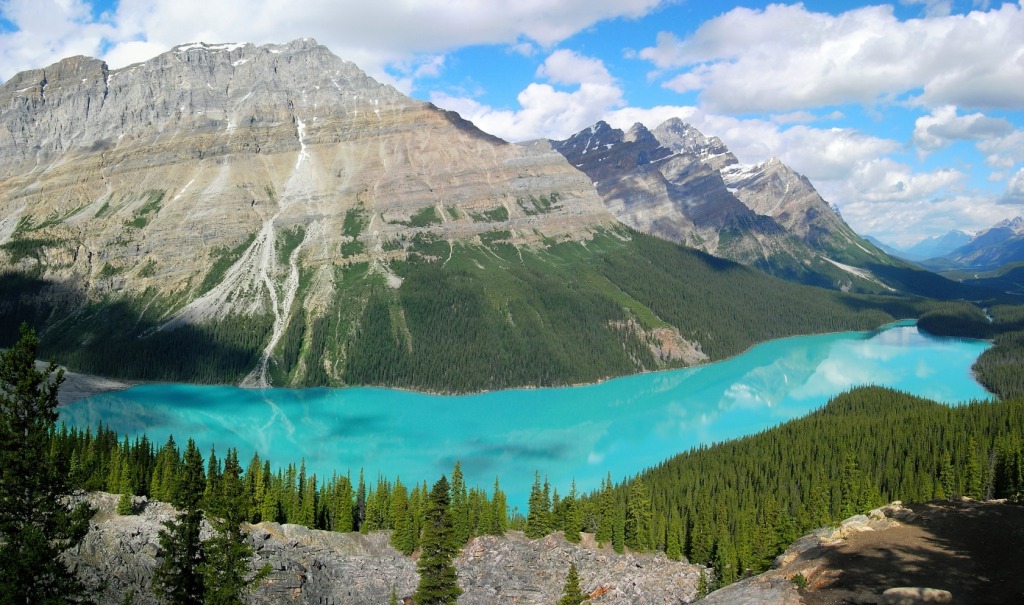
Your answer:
[922,216,1024,272]
[863,234,906,258]
[551,119,962,295]
[902,230,974,261]
[0,40,958,390]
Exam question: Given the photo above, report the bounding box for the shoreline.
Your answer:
[35,361,136,406]
[48,319,929,402]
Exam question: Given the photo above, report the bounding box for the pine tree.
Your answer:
[525,471,550,539]
[612,502,626,554]
[154,509,205,605]
[201,448,269,604]
[964,437,984,500]
[118,481,135,516]
[355,469,367,531]
[0,324,92,603]
[624,478,652,551]
[153,439,206,605]
[390,479,416,555]
[489,476,507,536]
[557,563,589,605]
[595,474,614,547]
[666,512,683,561]
[450,462,470,545]
[413,476,462,605]
[563,480,581,544]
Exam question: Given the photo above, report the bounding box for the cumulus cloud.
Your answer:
[1002,168,1024,205]
[432,49,625,141]
[913,105,1015,152]
[978,130,1024,168]
[638,3,1024,113]
[0,0,663,84]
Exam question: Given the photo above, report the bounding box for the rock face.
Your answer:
[552,119,898,291]
[70,493,701,605]
[0,39,615,387]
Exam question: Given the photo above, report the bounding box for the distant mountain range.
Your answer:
[0,39,996,390]
[885,231,975,261]
[918,217,1024,273]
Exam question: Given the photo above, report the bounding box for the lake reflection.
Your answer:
[61,322,992,510]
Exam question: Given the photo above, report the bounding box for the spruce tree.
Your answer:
[488,477,507,536]
[153,439,206,605]
[390,479,416,555]
[201,448,269,604]
[0,324,92,603]
[624,478,652,551]
[557,563,589,605]
[450,462,470,545]
[118,481,135,516]
[525,471,550,539]
[413,476,461,605]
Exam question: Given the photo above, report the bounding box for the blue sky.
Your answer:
[2,0,1023,246]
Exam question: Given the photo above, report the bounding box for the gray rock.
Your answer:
[66,493,700,605]
[881,586,953,604]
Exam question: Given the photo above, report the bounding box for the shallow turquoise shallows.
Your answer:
[61,322,993,511]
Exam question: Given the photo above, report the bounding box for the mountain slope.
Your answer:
[552,119,981,299]
[0,41,943,390]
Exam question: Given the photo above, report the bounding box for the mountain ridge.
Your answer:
[0,39,976,390]
[551,118,934,294]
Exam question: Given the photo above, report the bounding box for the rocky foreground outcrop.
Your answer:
[702,499,1024,605]
[70,493,702,604]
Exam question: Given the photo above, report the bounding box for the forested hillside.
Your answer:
[5,228,937,392]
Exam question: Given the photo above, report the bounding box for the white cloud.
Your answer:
[978,130,1024,168]
[537,49,614,86]
[1004,168,1024,205]
[913,105,1015,152]
[431,49,624,141]
[0,0,664,84]
[814,158,1023,245]
[639,3,1024,113]
[847,159,964,203]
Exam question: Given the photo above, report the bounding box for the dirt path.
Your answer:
[800,500,1024,605]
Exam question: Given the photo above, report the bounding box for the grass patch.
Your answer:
[517,193,559,216]
[276,226,306,266]
[0,238,62,264]
[341,240,365,257]
[137,260,157,278]
[198,232,257,295]
[343,204,369,238]
[407,206,442,227]
[98,263,122,278]
[479,230,512,246]
[471,205,510,222]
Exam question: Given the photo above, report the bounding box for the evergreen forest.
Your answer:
[0,228,955,392]
[36,305,1024,593]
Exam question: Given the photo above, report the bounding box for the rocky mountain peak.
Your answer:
[651,118,737,171]
[995,216,1024,233]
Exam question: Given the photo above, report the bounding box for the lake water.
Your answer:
[60,322,993,511]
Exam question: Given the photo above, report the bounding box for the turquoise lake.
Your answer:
[60,322,993,511]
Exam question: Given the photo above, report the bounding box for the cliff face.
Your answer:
[71,493,701,605]
[0,38,612,306]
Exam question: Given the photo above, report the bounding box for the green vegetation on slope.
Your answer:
[2,228,942,389]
